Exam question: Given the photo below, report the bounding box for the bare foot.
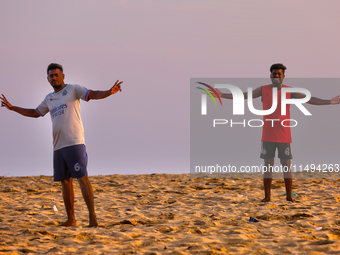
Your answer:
[286,198,295,202]
[261,197,271,202]
[60,219,76,227]
[86,223,98,228]
[86,218,98,228]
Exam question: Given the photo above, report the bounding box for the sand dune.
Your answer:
[1,174,340,254]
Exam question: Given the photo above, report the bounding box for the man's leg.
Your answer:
[61,177,76,226]
[280,158,293,202]
[77,175,98,227]
[261,158,274,202]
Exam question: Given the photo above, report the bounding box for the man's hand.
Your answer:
[88,80,123,100]
[330,95,340,104]
[0,94,40,117]
[109,80,123,94]
[0,94,12,110]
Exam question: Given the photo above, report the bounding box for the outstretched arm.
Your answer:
[211,86,262,100]
[88,80,123,100]
[0,94,40,118]
[293,93,340,105]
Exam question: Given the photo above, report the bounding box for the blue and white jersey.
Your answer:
[37,84,91,151]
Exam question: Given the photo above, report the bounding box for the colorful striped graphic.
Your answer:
[196,82,223,106]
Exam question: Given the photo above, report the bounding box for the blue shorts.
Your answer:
[53,144,88,182]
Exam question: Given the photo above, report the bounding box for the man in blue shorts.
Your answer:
[0,63,123,227]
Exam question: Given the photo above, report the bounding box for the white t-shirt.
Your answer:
[36,84,91,151]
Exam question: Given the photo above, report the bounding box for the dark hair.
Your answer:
[47,63,63,74]
[270,63,286,74]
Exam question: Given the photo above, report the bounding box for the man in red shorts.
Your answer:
[1,63,123,226]
[213,63,339,202]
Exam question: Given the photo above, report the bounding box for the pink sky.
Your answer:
[0,0,339,176]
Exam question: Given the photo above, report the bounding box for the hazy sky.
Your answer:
[1,0,339,177]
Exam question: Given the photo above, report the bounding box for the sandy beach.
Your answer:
[1,174,340,254]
